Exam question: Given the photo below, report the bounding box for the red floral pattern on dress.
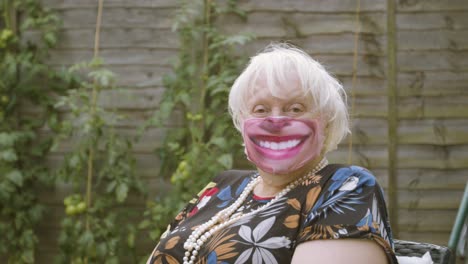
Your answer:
[188,187,219,217]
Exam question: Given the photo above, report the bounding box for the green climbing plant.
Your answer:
[140,0,254,242]
[0,0,77,263]
[54,57,145,263]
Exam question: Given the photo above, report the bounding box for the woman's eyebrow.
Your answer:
[285,96,307,103]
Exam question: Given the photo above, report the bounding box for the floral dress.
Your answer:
[148,164,398,264]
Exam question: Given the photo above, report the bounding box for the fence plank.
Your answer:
[329,145,389,169]
[340,76,387,96]
[397,12,468,30]
[397,169,468,190]
[398,96,468,119]
[50,64,171,88]
[97,87,165,110]
[398,209,457,232]
[49,48,177,66]
[56,7,175,29]
[398,29,468,51]
[397,189,464,210]
[398,119,468,145]
[397,144,468,169]
[220,12,386,37]
[41,0,178,9]
[397,0,468,12]
[398,71,468,97]
[240,33,386,56]
[397,50,468,71]
[238,0,386,12]
[55,28,179,49]
[47,127,167,154]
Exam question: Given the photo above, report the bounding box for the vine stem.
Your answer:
[3,0,10,29]
[85,0,103,263]
[198,0,211,140]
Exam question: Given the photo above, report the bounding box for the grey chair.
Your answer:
[394,239,453,264]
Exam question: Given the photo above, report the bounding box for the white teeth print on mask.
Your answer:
[257,140,301,150]
[242,117,325,174]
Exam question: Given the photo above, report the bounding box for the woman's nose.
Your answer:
[259,116,291,132]
[271,108,282,117]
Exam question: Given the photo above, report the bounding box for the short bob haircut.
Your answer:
[228,43,349,153]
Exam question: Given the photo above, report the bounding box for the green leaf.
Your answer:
[0,133,17,146]
[209,137,227,148]
[138,219,151,229]
[0,149,17,162]
[96,243,107,257]
[217,154,233,169]
[116,183,129,203]
[43,32,56,46]
[159,100,175,119]
[106,180,117,193]
[6,170,23,187]
[78,230,94,247]
[127,232,135,248]
[21,249,34,263]
[68,154,81,169]
[149,229,161,241]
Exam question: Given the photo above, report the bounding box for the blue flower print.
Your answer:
[329,166,376,193]
[217,177,250,208]
[356,194,392,244]
[356,209,377,233]
[207,251,229,264]
[305,166,377,223]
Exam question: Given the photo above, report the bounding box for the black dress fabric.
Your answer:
[148,164,398,264]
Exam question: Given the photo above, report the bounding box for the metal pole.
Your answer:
[448,183,468,252]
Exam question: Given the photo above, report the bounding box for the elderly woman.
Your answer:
[147,44,397,264]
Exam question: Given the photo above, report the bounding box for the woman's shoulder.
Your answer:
[326,164,380,190]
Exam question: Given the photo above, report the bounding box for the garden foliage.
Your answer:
[54,58,145,264]
[140,0,254,242]
[0,0,76,262]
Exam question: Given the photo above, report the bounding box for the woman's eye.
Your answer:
[288,104,305,113]
[253,105,267,114]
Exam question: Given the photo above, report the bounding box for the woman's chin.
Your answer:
[254,157,304,175]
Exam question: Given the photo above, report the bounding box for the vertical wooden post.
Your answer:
[386,0,399,236]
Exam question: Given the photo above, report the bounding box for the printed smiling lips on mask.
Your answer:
[242,116,325,174]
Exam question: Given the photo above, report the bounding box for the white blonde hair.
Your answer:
[228,43,349,153]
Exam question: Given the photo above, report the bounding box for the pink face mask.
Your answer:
[242,116,325,174]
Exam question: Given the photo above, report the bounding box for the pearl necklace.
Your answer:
[182,158,328,264]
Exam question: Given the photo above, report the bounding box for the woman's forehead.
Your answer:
[247,71,306,98]
[249,84,306,101]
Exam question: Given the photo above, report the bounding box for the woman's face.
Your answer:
[241,75,326,175]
